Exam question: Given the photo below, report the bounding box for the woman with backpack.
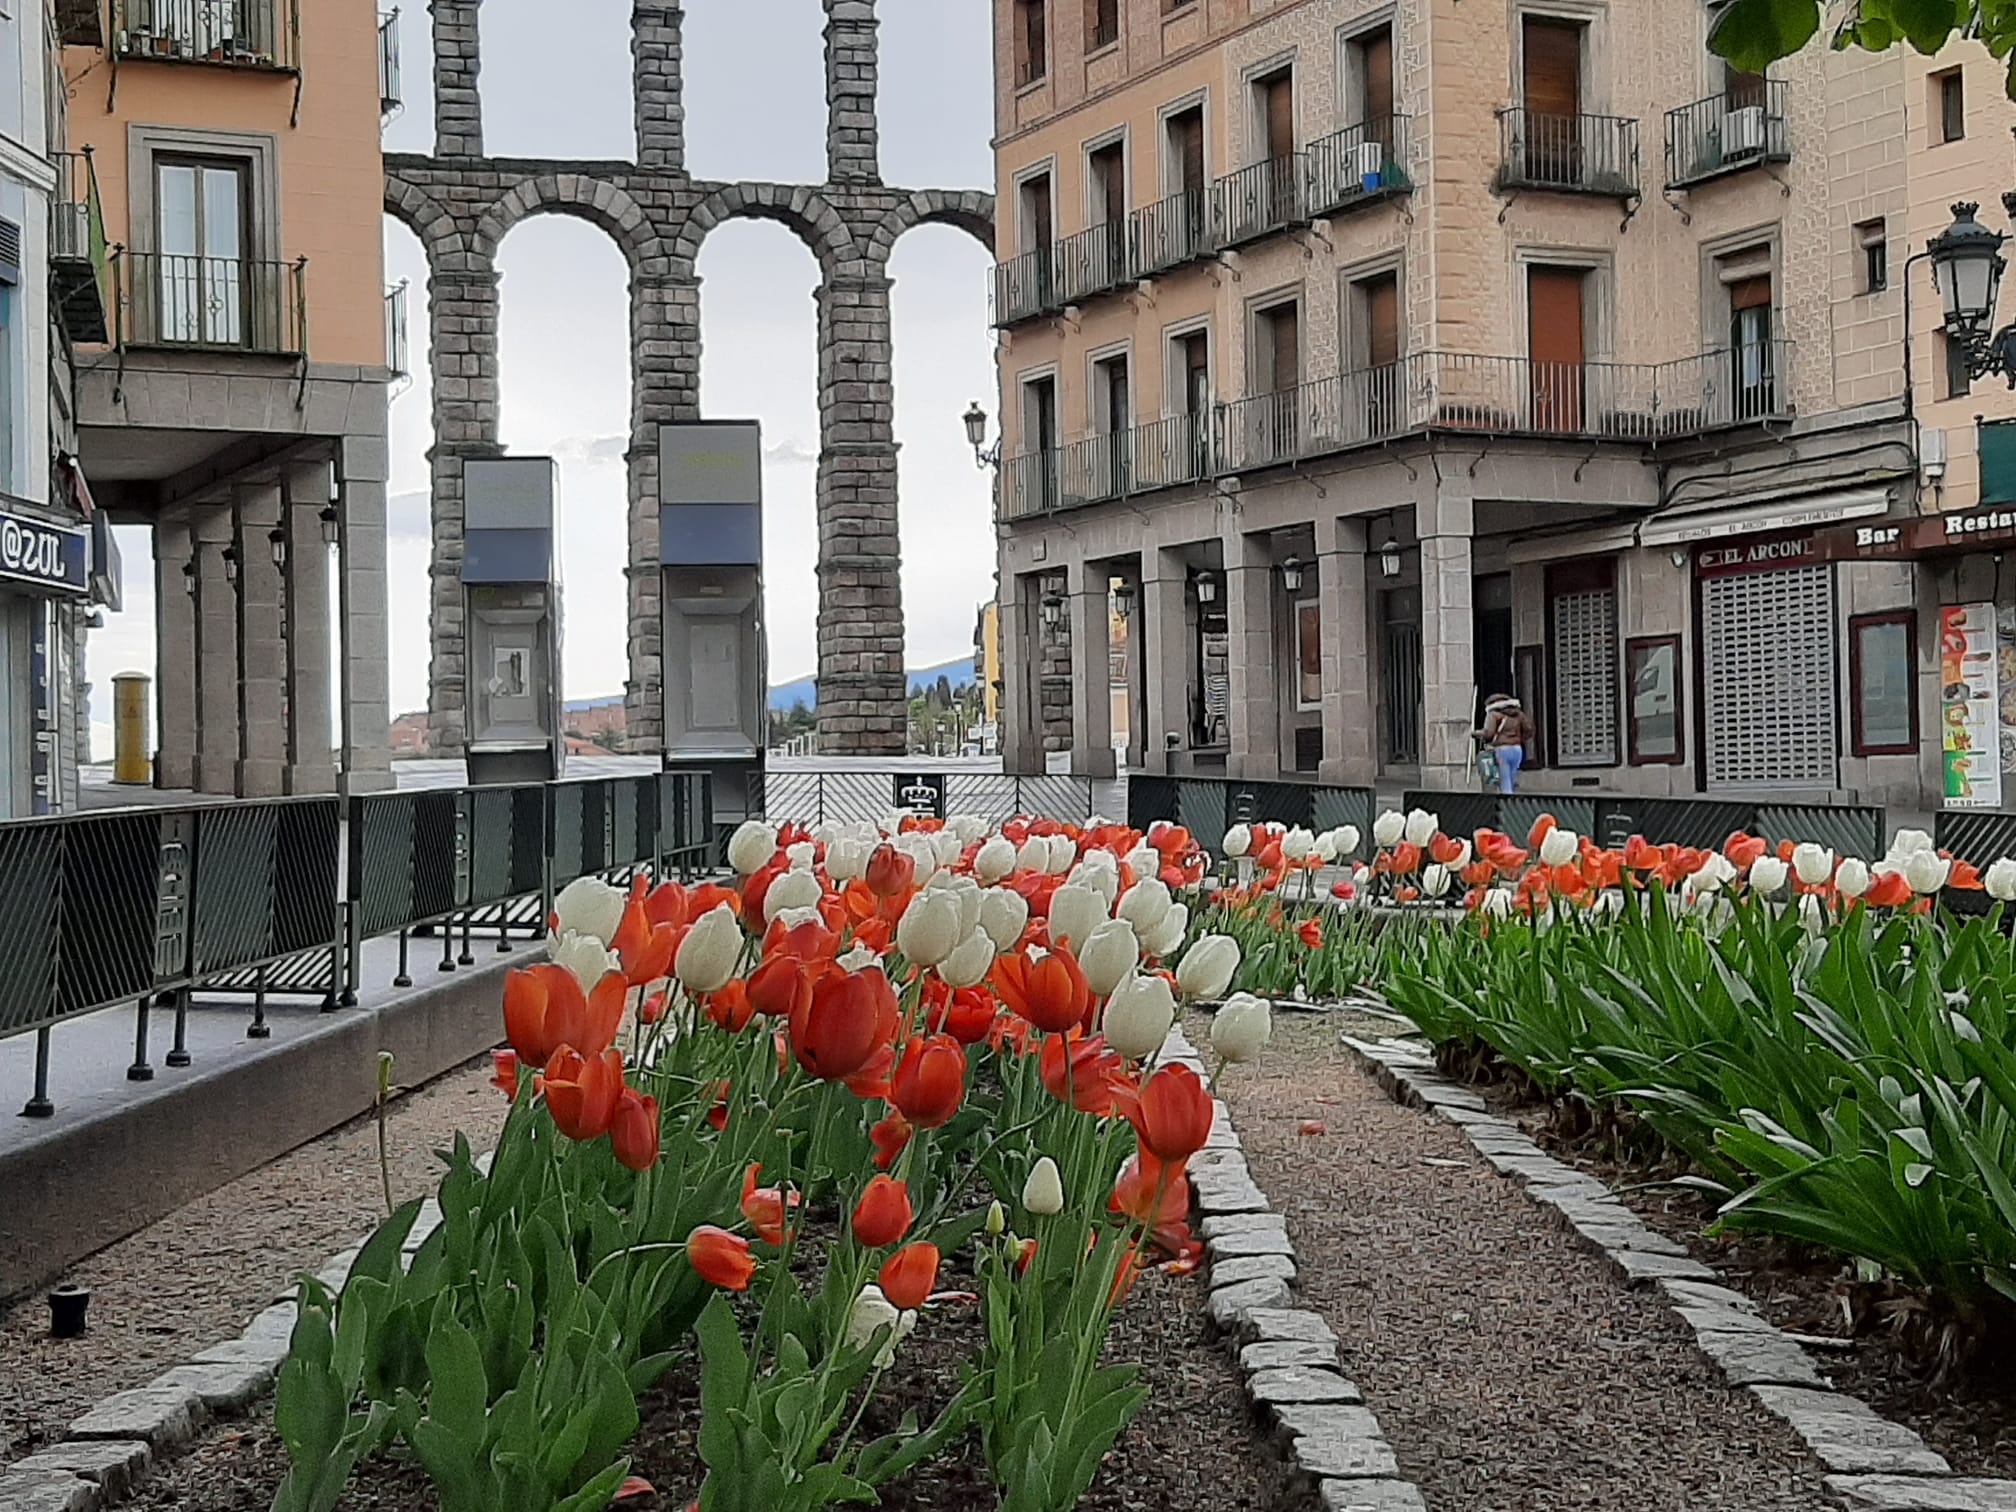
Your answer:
[1477,694,1534,796]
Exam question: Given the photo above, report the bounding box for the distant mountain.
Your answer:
[766,654,979,713]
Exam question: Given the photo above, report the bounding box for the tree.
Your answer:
[1714,0,2016,94]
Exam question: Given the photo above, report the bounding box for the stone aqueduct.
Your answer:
[385,0,996,755]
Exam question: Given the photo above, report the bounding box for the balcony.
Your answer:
[997,345,1793,521]
[1054,221,1131,306]
[1217,155,1310,250]
[379,9,403,120]
[385,280,410,383]
[1306,116,1413,217]
[115,251,309,356]
[1131,187,1220,279]
[1665,81,1790,188]
[991,247,1061,327]
[112,0,299,70]
[1497,108,1641,198]
[54,0,105,46]
[50,151,112,346]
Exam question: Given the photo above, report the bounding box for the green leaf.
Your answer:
[422,1313,489,1453]
[1710,0,1822,73]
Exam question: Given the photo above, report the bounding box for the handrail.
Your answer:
[378,8,403,119]
[1306,115,1412,216]
[1664,79,1791,187]
[111,0,300,70]
[116,252,308,355]
[1497,107,1641,197]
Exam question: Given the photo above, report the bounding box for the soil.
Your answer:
[1210,1011,1836,1512]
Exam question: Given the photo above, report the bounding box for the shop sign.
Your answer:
[1692,534,1821,577]
[0,511,89,596]
[1940,603,2003,809]
[891,773,946,820]
[1819,507,2016,561]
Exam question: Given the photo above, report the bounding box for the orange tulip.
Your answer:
[611,884,679,988]
[762,913,841,964]
[1040,1031,1128,1116]
[543,1046,626,1142]
[879,1242,940,1311]
[687,882,740,918]
[1865,870,1913,908]
[703,979,755,1032]
[740,1163,799,1246]
[644,879,690,930]
[1428,832,1465,866]
[748,954,812,1020]
[891,1035,966,1129]
[490,1049,520,1099]
[991,947,1091,1034]
[503,962,627,1065]
[1126,1062,1214,1163]
[1621,835,1663,871]
[851,1174,913,1248]
[869,1111,913,1170]
[686,1225,756,1291]
[1110,1148,1191,1227]
[866,844,916,898]
[1950,858,1985,891]
[609,1087,660,1172]
[707,1079,731,1132]
[789,964,895,1081]
[1296,918,1323,950]
[925,982,1000,1045]
[1527,813,1557,850]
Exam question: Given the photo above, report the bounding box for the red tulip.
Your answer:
[763,913,841,964]
[1039,1031,1128,1117]
[851,1174,913,1248]
[1296,918,1322,950]
[790,964,896,1081]
[707,1079,731,1132]
[740,1163,798,1246]
[1110,1148,1191,1227]
[490,1048,520,1099]
[639,989,668,1025]
[925,981,1000,1045]
[748,954,813,1020]
[1527,813,1557,850]
[644,879,689,930]
[879,1242,940,1311]
[866,844,916,898]
[1866,870,1913,907]
[991,947,1091,1034]
[704,978,756,1032]
[842,1041,896,1101]
[1725,832,1768,873]
[1126,1063,1214,1163]
[687,882,741,918]
[543,1046,626,1142]
[870,1111,913,1171]
[503,962,626,1065]
[890,1035,966,1129]
[686,1225,756,1291]
[611,888,679,988]
[1428,832,1465,866]
[610,1087,660,1171]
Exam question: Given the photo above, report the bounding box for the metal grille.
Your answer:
[1232,782,1313,831]
[549,782,589,887]
[1702,565,1836,789]
[1129,775,1179,833]
[1757,803,1883,861]
[0,824,61,1036]
[409,790,468,922]
[1311,787,1374,837]
[1404,791,1499,841]
[56,811,158,1016]
[1611,798,1755,851]
[1011,775,1094,822]
[273,801,339,955]
[1551,588,1618,766]
[351,794,418,936]
[190,805,277,975]
[1502,795,1595,841]
[1382,621,1421,765]
[1177,781,1228,852]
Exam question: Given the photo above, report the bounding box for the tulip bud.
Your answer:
[1068,856,1119,908]
[1045,835,1078,874]
[895,831,940,884]
[1104,970,1176,1059]
[1142,901,1189,960]
[1049,883,1106,951]
[843,1284,916,1368]
[896,889,963,967]
[1014,836,1049,873]
[931,830,963,868]
[1122,844,1160,884]
[1890,828,1936,859]
[1903,849,1950,895]
[1445,838,1473,871]
[1078,918,1141,997]
[950,814,989,844]
[825,833,874,883]
[1022,1156,1065,1216]
[1211,992,1272,1064]
[1421,863,1452,899]
[1834,857,1872,899]
[728,820,780,877]
[785,841,817,871]
[1403,809,1438,849]
[928,871,984,936]
[1987,857,2016,902]
[1282,827,1316,862]
[1336,824,1362,860]
[1116,877,1172,939]
[549,930,620,995]
[1371,810,1406,849]
[975,835,1017,883]
[1538,826,1579,869]
[1747,855,1789,896]
[979,886,1031,951]
[1479,888,1514,919]
[986,1199,1007,1237]
[1223,823,1252,858]
[937,929,997,989]
[1798,892,1827,935]
[675,903,742,994]
[553,876,626,947]
[1175,933,1240,1000]
[1790,843,1834,887]
[1313,829,1339,863]
[765,866,824,923]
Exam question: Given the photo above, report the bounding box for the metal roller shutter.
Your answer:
[1702,564,1836,788]
[1552,586,1617,765]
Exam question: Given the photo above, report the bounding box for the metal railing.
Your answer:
[1665,80,1790,187]
[1218,155,1309,247]
[1131,186,1220,278]
[1127,775,1376,859]
[115,251,308,356]
[385,280,410,381]
[112,0,299,68]
[50,150,112,346]
[378,8,403,119]
[1055,220,1132,306]
[1306,115,1412,216]
[1498,108,1641,197]
[756,770,1093,827]
[1404,789,1885,863]
[991,246,1060,327]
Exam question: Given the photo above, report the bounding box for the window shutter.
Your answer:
[1365,275,1399,367]
[1550,580,1618,767]
[1701,565,1837,788]
[1729,274,1773,311]
[1360,28,1394,126]
[1528,266,1586,366]
[1264,73,1295,159]
[0,217,20,286]
[1522,18,1582,117]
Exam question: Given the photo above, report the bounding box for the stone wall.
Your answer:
[390,0,994,756]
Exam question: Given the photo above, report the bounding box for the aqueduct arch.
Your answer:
[387,0,995,755]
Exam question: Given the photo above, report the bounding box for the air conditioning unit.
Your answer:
[1722,105,1766,156]
[1353,139,1386,193]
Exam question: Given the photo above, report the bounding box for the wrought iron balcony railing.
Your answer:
[115,251,309,356]
[1217,155,1309,249]
[1131,187,1220,279]
[385,280,410,381]
[991,246,1061,327]
[51,150,113,346]
[379,9,403,120]
[1054,220,1132,306]
[1664,80,1790,188]
[113,0,299,68]
[1305,115,1413,217]
[1497,108,1641,197]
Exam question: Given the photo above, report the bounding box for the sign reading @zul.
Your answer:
[891,773,947,820]
[0,512,89,595]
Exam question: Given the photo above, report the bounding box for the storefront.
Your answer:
[0,504,91,817]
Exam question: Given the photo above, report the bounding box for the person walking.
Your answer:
[1477,694,1533,795]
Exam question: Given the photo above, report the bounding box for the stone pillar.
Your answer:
[284,463,337,794]
[1419,488,1477,789]
[234,484,287,797]
[1067,558,1115,779]
[430,0,483,158]
[427,262,503,753]
[1317,516,1374,785]
[341,437,396,796]
[1224,530,1280,780]
[1140,547,1189,776]
[824,0,880,185]
[815,273,905,756]
[633,3,685,173]
[189,504,238,796]
[998,573,1039,775]
[625,273,702,753]
[153,512,196,791]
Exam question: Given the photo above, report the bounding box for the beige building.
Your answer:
[986,0,2016,809]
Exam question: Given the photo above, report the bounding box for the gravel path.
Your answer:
[0,1055,510,1462]
[1206,1011,1835,1512]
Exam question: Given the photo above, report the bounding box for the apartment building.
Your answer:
[987,0,2016,809]
[57,0,401,798]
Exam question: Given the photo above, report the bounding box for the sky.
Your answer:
[87,0,998,752]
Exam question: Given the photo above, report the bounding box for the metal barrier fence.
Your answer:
[756,770,1094,828]
[1127,775,1377,859]
[1933,809,2016,916]
[1401,790,1887,861]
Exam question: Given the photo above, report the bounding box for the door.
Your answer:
[1359,272,1400,436]
[1255,301,1300,463]
[1729,274,1775,420]
[1258,71,1298,228]
[1095,356,1130,498]
[1521,17,1583,185]
[1473,573,1515,727]
[157,159,247,345]
[1357,26,1395,145]
[1089,142,1127,287]
[1380,589,1423,767]
[1701,565,1837,789]
[1528,265,1586,433]
[1023,376,1058,512]
[1179,331,1211,480]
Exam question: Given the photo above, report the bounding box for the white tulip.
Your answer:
[930,830,963,868]
[1421,863,1452,899]
[1021,1156,1065,1216]
[1175,934,1241,1000]
[1282,827,1316,862]
[1834,857,1872,900]
[1142,901,1189,960]
[1223,823,1253,859]
[1903,850,1950,895]
[1211,992,1272,1064]
[950,815,990,844]
[1335,825,1362,860]
[1798,893,1828,935]
[896,889,964,966]
[1103,971,1176,1059]
[1690,852,1737,893]
[1403,809,1438,849]
[836,944,882,974]
[1079,918,1141,996]
[552,876,626,947]
[764,867,823,923]
[786,841,817,872]
[979,887,1031,951]
[937,929,997,989]
[825,833,874,883]
[674,903,742,994]
[1747,856,1789,896]
[1986,857,2016,902]
[1014,837,1050,873]
[1069,854,1119,907]
[1046,834,1079,874]
[1790,843,1835,888]
[1048,883,1107,951]
[928,871,984,937]
[1588,889,1625,921]
[1538,827,1579,869]
[727,820,780,876]
[1115,877,1172,939]
[1122,844,1161,883]
[773,905,823,932]
[1890,828,1936,859]
[1444,838,1472,872]
[1313,829,1340,863]
[550,930,620,994]
[1372,810,1406,848]
[843,1285,917,1368]
[894,831,940,883]
[1479,888,1514,919]
[974,835,1017,882]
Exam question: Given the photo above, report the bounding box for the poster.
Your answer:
[1941,603,2002,808]
[1998,603,2016,779]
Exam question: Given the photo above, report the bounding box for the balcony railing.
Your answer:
[998,344,1793,520]
[115,251,308,356]
[1306,115,1413,217]
[991,246,1060,327]
[1131,187,1220,279]
[1665,80,1790,188]
[113,0,298,68]
[1497,108,1641,197]
[51,151,112,346]
[385,280,410,382]
[1217,155,1310,249]
[378,9,403,119]
[1054,220,1131,306]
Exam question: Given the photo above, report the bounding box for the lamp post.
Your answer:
[1377,534,1403,580]
[963,401,1002,470]
[1926,198,2016,385]
[1280,556,1305,595]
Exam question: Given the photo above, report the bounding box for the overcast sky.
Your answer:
[88,0,996,750]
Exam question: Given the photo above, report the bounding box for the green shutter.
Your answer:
[1980,420,2016,505]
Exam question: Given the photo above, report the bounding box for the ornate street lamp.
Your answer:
[1378,535,1404,580]
[963,401,1001,470]
[1192,571,1219,604]
[1280,556,1305,594]
[1928,198,2016,384]
[1040,592,1064,629]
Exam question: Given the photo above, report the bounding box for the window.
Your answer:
[1021,374,1059,511]
[1945,331,1973,399]
[1626,635,1683,764]
[1016,0,1047,84]
[1295,600,1323,710]
[1017,170,1054,255]
[1165,102,1206,195]
[1255,298,1301,393]
[1091,351,1130,433]
[1087,0,1118,50]
[1088,140,1126,227]
[1255,66,1296,162]
[1723,257,1775,417]
[157,158,249,346]
[0,285,13,493]
[1936,67,1965,142]
[1346,23,1395,134]
[1857,219,1888,293]
[1850,612,1917,755]
[1346,268,1402,435]
[1547,559,1618,767]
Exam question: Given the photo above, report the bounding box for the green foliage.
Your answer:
[1712,0,2016,97]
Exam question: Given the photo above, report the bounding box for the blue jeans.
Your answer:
[1494,744,1524,795]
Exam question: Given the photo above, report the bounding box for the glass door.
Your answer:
[158,160,247,345]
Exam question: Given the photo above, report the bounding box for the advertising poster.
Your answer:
[1941,603,2002,807]
[1999,603,2016,781]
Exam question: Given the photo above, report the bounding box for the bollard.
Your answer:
[113,672,152,785]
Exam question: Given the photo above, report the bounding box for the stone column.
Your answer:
[1140,547,1189,776]
[824,0,880,185]
[625,273,702,753]
[189,504,238,796]
[430,0,484,158]
[998,573,1039,775]
[1224,530,1280,780]
[153,512,196,791]
[1419,487,1477,789]
[632,3,685,173]
[1067,558,1115,779]
[284,463,337,794]
[815,273,905,756]
[341,437,396,795]
[427,261,503,753]
[234,484,287,797]
[1317,516,1374,785]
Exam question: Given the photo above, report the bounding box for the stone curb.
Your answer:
[1338,1021,2016,1512]
[1164,1027,1430,1512]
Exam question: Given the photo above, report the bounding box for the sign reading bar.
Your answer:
[1816,507,2016,562]
[0,512,89,595]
